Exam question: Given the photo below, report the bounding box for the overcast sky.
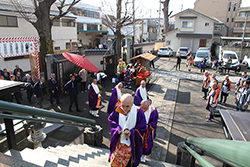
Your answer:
[82,0,250,18]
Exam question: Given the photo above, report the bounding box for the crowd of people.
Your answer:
[202,71,250,122]
[107,80,158,166]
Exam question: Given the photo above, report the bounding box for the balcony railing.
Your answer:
[233,27,250,33]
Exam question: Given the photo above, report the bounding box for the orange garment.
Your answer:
[119,62,125,72]
[96,97,101,109]
[110,140,132,167]
[115,100,121,108]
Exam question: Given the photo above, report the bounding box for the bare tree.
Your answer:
[10,0,80,76]
[162,0,172,33]
[102,0,133,60]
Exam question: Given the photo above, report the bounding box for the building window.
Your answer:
[83,10,100,19]
[228,2,231,11]
[182,21,193,28]
[62,19,75,27]
[227,18,229,22]
[232,18,234,22]
[239,23,245,28]
[0,15,18,27]
[233,3,237,11]
[54,47,60,50]
[87,24,98,31]
[214,25,221,31]
[205,22,209,26]
[77,23,83,31]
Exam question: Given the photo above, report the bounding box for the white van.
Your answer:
[221,51,239,69]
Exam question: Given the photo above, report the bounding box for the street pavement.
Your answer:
[4,57,249,166]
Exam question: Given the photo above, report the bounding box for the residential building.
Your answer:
[0,0,77,72]
[194,0,241,36]
[165,9,228,53]
[71,2,108,49]
[134,18,172,42]
[233,7,250,37]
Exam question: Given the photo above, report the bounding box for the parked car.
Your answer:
[158,47,174,57]
[242,53,250,68]
[221,51,239,70]
[177,47,191,58]
[193,49,211,67]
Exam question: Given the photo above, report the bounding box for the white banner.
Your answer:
[0,41,35,58]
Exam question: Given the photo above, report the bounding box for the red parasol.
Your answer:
[62,52,99,72]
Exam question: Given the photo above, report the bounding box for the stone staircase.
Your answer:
[1,144,181,167]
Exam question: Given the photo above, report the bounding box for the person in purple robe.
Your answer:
[139,99,158,163]
[108,94,146,167]
[134,80,148,106]
[88,79,101,117]
[107,82,123,114]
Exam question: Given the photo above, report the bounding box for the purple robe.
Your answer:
[134,87,148,106]
[108,107,146,167]
[88,85,98,110]
[107,87,118,114]
[143,108,158,155]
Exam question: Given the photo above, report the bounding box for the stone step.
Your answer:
[4,144,182,167]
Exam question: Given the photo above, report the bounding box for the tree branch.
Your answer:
[51,0,80,23]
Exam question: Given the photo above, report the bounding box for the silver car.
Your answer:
[177,47,191,58]
[158,47,174,57]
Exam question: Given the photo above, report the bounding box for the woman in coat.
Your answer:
[237,80,250,111]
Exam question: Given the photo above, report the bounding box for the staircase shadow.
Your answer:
[43,147,109,167]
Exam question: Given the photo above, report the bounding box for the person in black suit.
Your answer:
[23,74,34,103]
[10,75,21,104]
[3,68,10,80]
[13,65,24,79]
[33,77,47,108]
[0,69,3,76]
[64,73,81,112]
[48,73,60,105]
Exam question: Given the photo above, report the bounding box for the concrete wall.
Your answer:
[222,46,250,60]
[134,44,155,53]
[85,55,104,71]
[154,42,165,50]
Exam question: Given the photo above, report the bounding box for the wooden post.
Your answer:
[52,40,54,52]
[70,39,72,52]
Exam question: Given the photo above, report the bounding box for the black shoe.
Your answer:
[77,109,81,112]
[57,102,62,104]
[69,110,74,112]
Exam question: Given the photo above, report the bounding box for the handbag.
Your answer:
[190,60,194,64]
[198,62,202,69]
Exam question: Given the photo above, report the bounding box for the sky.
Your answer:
[81,0,250,18]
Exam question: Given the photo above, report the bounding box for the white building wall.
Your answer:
[0,11,77,72]
[165,30,179,51]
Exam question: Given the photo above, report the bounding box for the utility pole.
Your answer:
[158,0,161,40]
[240,13,248,60]
[132,0,135,57]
